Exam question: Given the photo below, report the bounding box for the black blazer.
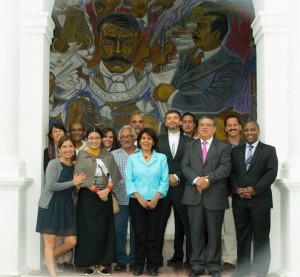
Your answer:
[230,141,278,208]
[157,133,193,197]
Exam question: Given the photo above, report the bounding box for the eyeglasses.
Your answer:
[120,135,134,140]
[87,137,101,141]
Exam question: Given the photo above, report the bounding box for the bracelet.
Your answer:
[93,187,100,193]
[106,184,113,191]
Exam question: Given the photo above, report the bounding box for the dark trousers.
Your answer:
[158,194,192,264]
[233,206,271,276]
[188,202,224,272]
[129,198,162,270]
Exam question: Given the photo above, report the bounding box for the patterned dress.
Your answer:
[36,163,76,236]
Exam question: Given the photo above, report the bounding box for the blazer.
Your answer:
[171,46,243,113]
[38,158,75,209]
[157,133,193,196]
[230,141,278,208]
[181,138,231,210]
[126,150,169,200]
[74,149,122,187]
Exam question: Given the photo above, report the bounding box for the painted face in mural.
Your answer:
[192,15,222,51]
[93,0,121,18]
[131,0,148,18]
[54,0,69,10]
[99,23,139,73]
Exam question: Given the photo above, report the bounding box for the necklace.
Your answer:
[143,152,152,159]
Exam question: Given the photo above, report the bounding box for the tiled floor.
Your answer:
[25,241,279,277]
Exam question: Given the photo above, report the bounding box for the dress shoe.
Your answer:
[222,262,236,272]
[114,263,126,271]
[133,267,143,276]
[189,269,204,277]
[167,256,183,264]
[63,262,74,270]
[148,268,158,276]
[129,263,135,270]
[209,270,221,277]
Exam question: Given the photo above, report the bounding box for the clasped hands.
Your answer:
[137,196,159,210]
[236,187,256,199]
[195,176,210,194]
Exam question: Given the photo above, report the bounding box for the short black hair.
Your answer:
[203,11,229,41]
[244,120,260,131]
[182,112,197,124]
[136,127,158,151]
[164,109,182,122]
[86,127,103,139]
[198,115,216,126]
[48,123,67,140]
[97,12,140,35]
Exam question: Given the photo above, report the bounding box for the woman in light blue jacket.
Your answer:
[126,128,169,276]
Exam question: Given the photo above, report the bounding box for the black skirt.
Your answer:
[75,187,116,266]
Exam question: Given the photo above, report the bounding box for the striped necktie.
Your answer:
[245,145,253,170]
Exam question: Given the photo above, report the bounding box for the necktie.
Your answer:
[108,74,127,92]
[202,141,208,163]
[171,142,176,158]
[191,52,204,68]
[245,145,253,170]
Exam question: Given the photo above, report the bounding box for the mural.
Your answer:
[49,0,256,139]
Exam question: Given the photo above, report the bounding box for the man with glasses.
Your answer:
[111,125,138,272]
[182,116,231,277]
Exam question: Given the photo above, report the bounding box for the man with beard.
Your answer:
[153,11,243,113]
[157,109,193,267]
[221,115,243,272]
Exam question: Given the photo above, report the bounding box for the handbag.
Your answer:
[98,164,120,214]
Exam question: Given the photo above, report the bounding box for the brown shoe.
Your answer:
[222,262,236,272]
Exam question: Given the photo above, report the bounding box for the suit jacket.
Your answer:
[171,46,243,113]
[230,141,278,208]
[157,133,193,197]
[52,5,93,49]
[181,138,231,210]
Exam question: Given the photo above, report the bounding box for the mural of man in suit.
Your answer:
[51,0,93,53]
[181,115,231,277]
[230,121,278,277]
[153,11,243,114]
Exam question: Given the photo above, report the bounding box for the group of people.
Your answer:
[36,110,278,277]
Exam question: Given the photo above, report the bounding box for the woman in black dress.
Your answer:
[74,127,122,275]
[36,136,86,277]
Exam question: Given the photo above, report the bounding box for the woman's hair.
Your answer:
[101,127,119,150]
[47,123,67,140]
[57,135,76,149]
[86,126,103,139]
[136,127,158,151]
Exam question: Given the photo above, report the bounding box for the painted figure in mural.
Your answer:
[89,13,162,129]
[51,0,93,53]
[153,11,243,114]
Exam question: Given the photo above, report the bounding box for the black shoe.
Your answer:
[129,263,135,270]
[84,268,96,275]
[148,268,158,276]
[114,263,126,271]
[209,270,221,277]
[133,267,143,276]
[167,257,183,265]
[63,262,74,270]
[189,270,203,277]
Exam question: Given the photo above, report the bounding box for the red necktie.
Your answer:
[191,52,204,68]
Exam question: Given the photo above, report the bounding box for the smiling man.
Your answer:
[230,121,278,277]
[153,11,243,113]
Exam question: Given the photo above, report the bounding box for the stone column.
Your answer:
[0,0,32,275]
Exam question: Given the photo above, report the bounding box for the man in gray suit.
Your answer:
[182,116,231,277]
[153,11,243,113]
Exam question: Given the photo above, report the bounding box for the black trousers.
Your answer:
[233,206,271,276]
[158,194,192,264]
[129,198,162,270]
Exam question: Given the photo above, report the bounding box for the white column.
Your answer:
[251,1,289,274]
[274,0,300,276]
[19,0,54,271]
[0,0,32,275]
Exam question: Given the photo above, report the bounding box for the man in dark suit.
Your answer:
[157,109,193,267]
[230,121,278,277]
[182,115,231,277]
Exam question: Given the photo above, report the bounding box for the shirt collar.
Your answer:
[246,140,259,148]
[99,61,134,79]
[200,136,213,145]
[196,46,221,61]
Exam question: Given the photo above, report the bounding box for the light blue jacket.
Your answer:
[38,158,75,209]
[125,150,169,200]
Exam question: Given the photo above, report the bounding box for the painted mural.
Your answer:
[49,0,256,139]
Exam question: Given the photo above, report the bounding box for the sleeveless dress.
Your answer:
[36,163,76,236]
